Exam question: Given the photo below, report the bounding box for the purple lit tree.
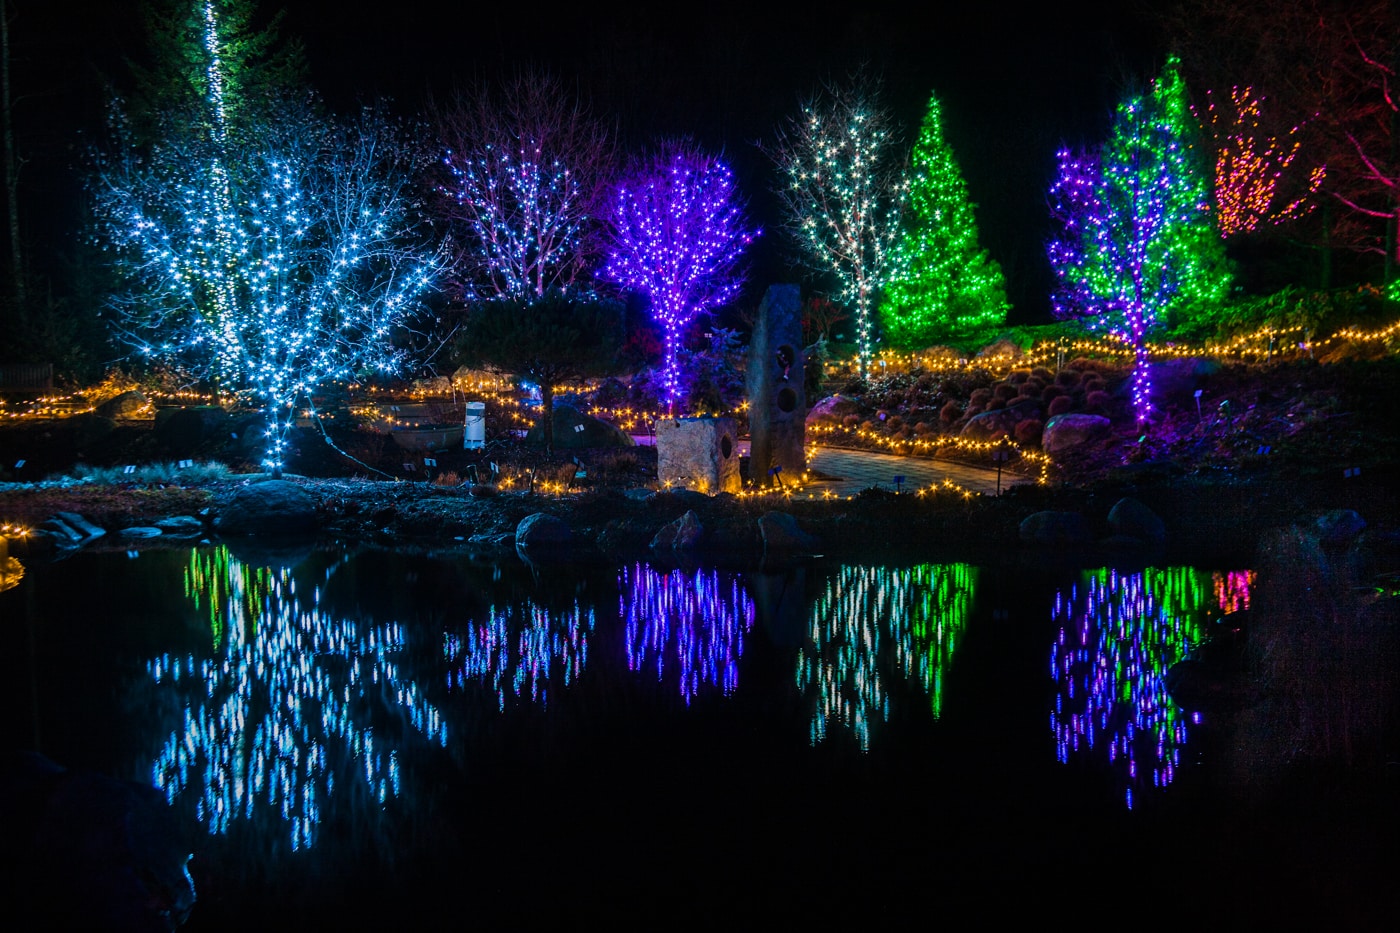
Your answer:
[604,144,757,412]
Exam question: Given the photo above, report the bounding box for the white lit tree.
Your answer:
[769,75,908,378]
[431,71,613,301]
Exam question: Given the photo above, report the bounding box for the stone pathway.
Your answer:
[633,434,1031,498]
[800,445,1030,498]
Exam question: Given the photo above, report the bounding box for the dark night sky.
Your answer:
[6,0,1168,324]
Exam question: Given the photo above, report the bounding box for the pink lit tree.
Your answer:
[604,144,757,412]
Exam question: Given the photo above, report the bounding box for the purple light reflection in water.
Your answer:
[1050,567,1225,808]
[619,564,755,704]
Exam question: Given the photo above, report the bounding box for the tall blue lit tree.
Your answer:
[1047,56,1231,424]
[604,143,756,412]
[92,3,441,475]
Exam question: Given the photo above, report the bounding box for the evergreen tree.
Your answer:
[880,91,1009,349]
[126,0,306,149]
[1048,56,1231,423]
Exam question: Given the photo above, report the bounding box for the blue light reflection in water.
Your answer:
[619,564,755,704]
[442,600,595,709]
[1049,567,1249,807]
[798,564,976,751]
[149,547,447,850]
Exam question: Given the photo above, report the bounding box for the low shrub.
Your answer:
[1048,395,1074,417]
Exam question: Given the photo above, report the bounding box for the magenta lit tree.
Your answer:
[604,144,757,412]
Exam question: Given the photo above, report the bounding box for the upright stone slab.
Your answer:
[746,284,805,486]
[656,417,741,494]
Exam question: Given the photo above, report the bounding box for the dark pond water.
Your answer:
[1,543,1394,927]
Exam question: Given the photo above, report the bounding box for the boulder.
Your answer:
[65,413,117,449]
[515,512,573,550]
[94,390,150,420]
[650,510,704,551]
[656,417,741,494]
[758,511,819,554]
[525,404,634,449]
[214,480,319,536]
[1019,510,1093,546]
[117,526,163,539]
[959,408,1020,442]
[154,406,232,455]
[1041,413,1111,454]
[1106,497,1166,545]
[1,751,196,931]
[805,395,861,425]
[1315,509,1365,548]
[153,515,205,537]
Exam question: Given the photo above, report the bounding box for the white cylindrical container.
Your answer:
[464,401,486,449]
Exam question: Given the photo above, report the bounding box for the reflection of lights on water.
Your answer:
[1050,567,1228,808]
[620,564,754,704]
[1213,570,1255,615]
[444,602,594,709]
[798,564,975,751]
[150,548,446,850]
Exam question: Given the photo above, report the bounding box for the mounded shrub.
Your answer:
[1055,369,1082,388]
[1007,368,1031,385]
[940,400,963,423]
[993,383,1019,401]
[1085,390,1111,412]
[969,388,993,406]
[1014,418,1045,446]
[1031,367,1054,382]
[1042,385,1066,403]
[1048,395,1074,417]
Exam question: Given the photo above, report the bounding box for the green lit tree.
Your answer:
[1048,56,1232,422]
[880,90,1009,349]
[769,74,907,378]
[127,0,306,149]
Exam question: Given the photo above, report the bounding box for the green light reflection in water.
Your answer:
[151,547,447,850]
[798,563,976,751]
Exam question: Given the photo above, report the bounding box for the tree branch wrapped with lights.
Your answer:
[605,142,756,413]
[769,74,907,379]
[93,101,443,475]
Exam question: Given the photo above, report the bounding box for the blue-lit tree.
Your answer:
[90,1,441,475]
[94,102,441,474]
[432,70,614,301]
[604,143,756,412]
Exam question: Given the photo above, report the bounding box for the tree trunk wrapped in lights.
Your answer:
[1047,56,1232,425]
[604,142,756,414]
[769,74,907,379]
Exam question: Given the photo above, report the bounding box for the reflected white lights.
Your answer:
[1050,567,1243,808]
[443,601,594,709]
[799,564,976,751]
[620,564,755,704]
[150,548,446,850]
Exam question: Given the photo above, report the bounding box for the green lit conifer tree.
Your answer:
[881,91,1009,349]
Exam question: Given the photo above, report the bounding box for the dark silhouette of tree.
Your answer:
[454,290,626,456]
